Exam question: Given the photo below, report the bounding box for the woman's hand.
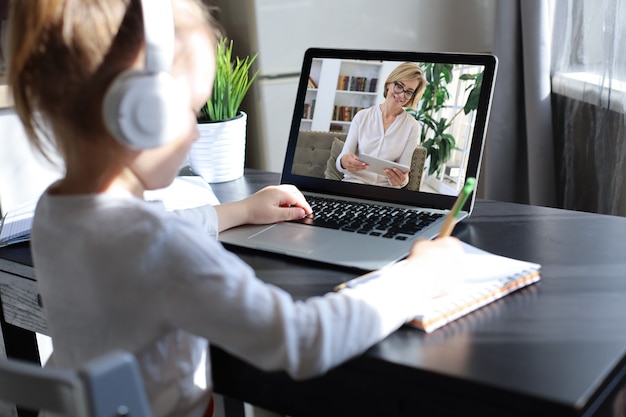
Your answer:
[215,185,312,231]
[340,154,368,172]
[384,167,410,187]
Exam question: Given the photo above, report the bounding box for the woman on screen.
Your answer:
[337,62,426,188]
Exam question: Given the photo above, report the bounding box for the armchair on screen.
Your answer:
[291,130,426,191]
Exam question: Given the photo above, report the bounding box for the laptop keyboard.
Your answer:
[290,195,444,240]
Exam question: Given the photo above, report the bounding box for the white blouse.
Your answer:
[336,105,421,188]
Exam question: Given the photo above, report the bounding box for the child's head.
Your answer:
[7,0,220,188]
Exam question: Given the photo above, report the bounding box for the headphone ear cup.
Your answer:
[102,70,188,149]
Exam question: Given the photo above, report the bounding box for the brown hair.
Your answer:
[6,0,220,163]
[382,62,427,110]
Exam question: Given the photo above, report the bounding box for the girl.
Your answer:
[6,1,463,416]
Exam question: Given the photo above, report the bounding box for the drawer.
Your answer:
[0,270,48,335]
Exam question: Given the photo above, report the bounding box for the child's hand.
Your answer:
[339,237,465,326]
[216,185,312,231]
[407,237,463,261]
[403,237,465,298]
[241,185,313,225]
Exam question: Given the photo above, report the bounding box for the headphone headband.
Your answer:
[141,0,174,73]
[102,0,187,150]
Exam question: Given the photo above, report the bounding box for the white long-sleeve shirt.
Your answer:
[31,188,439,417]
[336,105,421,188]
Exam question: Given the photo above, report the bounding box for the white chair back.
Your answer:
[0,350,152,417]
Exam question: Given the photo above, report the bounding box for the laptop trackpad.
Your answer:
[248,223,329,255]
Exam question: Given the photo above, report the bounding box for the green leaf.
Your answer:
[201,38,260,121]
[464,72,483,114]
[459,73,477,81]
[409,64,483,176]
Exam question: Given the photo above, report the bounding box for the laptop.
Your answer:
[220,48,498,271]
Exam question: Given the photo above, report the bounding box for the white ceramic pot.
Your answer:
[188,112,247,183]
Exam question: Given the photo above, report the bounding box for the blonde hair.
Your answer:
[6,0,220,163]
[383,62,427,110]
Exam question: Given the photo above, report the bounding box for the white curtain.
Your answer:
[551,0,626,216]
[478,0,557,207]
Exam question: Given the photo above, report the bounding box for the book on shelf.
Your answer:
[307,76,318,89]
[335,242,541,333]
[337,75,347,90]
[332,105,345,121]
[302,99,316,119]
[329,123,344,132]
[337,75,370,92]
[369,78,378,92]
[342,106,351,121]
[353,76,368,92]
[332,105,364,122]
[348,76,357,91]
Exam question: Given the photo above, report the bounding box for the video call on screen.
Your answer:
[293,57,486,197]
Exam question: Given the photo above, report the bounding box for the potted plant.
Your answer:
[188,38,259,183]
[406,63,483,177]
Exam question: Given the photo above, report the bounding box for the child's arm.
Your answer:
[214,185,312,232]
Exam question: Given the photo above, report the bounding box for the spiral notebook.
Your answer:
[335,242,541,333]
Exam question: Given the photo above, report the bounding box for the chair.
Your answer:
[0,350,152,417]
[291,130,426,190]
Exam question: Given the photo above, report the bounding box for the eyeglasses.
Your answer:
[392,81,415,100]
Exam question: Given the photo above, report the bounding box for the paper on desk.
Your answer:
[0,177,220,248]
[0,200,37,248]
[457,242,541,283]
[144,176,220,210]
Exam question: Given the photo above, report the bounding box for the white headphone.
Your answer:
[102,0,187,149]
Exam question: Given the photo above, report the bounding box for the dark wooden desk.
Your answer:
[210,170,626,417]
[2,169,626,417]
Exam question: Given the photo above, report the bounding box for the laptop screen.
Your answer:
[281,48,497,213]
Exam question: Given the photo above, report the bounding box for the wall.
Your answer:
[0,109,63,215]
[213,0,498,172]
[0,2,499,196]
